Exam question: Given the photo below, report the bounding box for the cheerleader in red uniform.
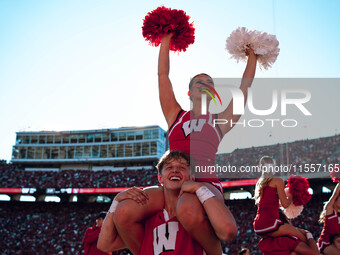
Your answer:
[318,183,340,255]
[113,35,257,255]
[113,32,256,255]
[253,156,307,242]
[113,7,258,254]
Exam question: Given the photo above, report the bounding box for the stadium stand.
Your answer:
[216,134,340,179]
[2,135,339,188]
[0,166,158,188]
[0,134,339,254]
[0,194,327,254]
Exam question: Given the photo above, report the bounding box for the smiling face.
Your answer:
[158,157,193,190]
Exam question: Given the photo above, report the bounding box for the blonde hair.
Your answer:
[254,156,275,204]
[319,206,326,223]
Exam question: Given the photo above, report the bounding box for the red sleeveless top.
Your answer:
[168,110,223,192]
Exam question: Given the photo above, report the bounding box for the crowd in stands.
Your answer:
[216,134,340,180]
[0,165,159,188]
[1,135,339,189]
[0,193,328,254]
[0,135,339,254]
[0,201,107,254]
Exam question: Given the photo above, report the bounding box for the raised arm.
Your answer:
[218,49,257,135]
[158,33,182,128]
[325,183,340,214]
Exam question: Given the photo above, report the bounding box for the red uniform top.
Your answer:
[83,225,111,255]
[318,210,340,252]
[168,110,222,192]
[140,210,204,255]
[253,186,283,235]
[258,236,300,255]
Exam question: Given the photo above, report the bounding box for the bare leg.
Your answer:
[114,186,164,254]
[176,183,226,255]
[269,223,307,242]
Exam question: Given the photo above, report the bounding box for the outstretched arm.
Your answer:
[218,48,257,135]
[158,33,182,128]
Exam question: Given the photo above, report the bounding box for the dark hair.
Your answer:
[330,233,340,244]
[156,150,192,174]
[238,248,249,255]
[96,211,107,220]
[188,73,213,90]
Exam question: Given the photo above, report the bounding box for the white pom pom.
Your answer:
[283,188,303,219]
[284,204,304,219]
[226,27,280,70]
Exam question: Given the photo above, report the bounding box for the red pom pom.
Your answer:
[330,166,340,183]
[286,175,311,206]
[142,6,195,52]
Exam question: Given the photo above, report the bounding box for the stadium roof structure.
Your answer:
[11,125,167,170]
[16,125,162,134]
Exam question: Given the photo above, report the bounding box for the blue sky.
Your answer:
[0,0,339,162]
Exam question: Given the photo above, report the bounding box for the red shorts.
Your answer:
[259,236,300,255]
